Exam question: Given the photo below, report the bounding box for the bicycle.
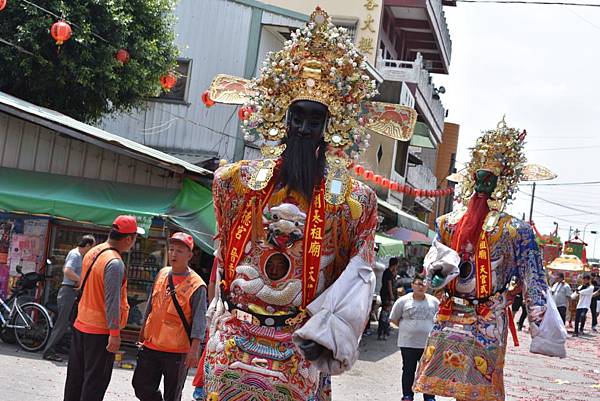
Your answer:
[0,265,53,352]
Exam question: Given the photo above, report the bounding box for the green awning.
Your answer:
[375,234,405,258]
[0,167,217,253]
[170,178,216,254]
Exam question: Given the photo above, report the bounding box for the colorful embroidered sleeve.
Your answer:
[514,220,548,325]
[514,220,567,358]
[349,184,378,266]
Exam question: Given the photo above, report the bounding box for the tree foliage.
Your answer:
[0,0,179,123]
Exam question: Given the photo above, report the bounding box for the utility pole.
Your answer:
[528,181,536,223]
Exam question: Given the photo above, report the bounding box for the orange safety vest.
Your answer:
[75,243,129,334]
[142,267,206,353]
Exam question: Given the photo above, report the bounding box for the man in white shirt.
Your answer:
[574,274,594,336]
[390,275,440,401]
[551,272,572,324]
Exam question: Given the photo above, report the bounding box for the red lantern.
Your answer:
[51,20,72,46]
[115,49,130,64]
[0,0,7,12]
[416,189,424,197]
[373,174,382,185]
[364,170,374,180]
[201,90,215,108]
[160,73,177,90]
[354,165,365,176]
[390,181,399,191]
[382,178,390,188]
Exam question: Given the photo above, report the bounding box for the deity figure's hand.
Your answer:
[298,339,325,361]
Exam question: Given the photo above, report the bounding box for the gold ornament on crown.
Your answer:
[241,7,378,161]
[460,117,527,214]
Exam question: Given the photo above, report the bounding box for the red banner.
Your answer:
[475,231,492,299]
[302,186,326,307]
[223,182,276,288]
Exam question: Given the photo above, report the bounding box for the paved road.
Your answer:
[0,325,597,400]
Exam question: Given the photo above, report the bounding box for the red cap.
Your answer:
[170,232,194,251]
[112,215,145,235]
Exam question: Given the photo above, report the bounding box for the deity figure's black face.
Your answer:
[279,100,329,201]
[474,169,498,195]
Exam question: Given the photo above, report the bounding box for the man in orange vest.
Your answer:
[63,215,144,401]
[132,232,207,401]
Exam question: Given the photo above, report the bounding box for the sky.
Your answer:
[432,1,600,257]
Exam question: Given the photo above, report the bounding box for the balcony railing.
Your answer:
[376,52,445,141]
[429,0,452,65]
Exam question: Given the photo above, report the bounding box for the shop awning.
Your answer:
[377,198,429,234]
[169,178,216,254]
[0,167,217,253]
[375,234,405,258]
[385,226,432,246]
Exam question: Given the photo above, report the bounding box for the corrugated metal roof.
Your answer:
[0,91,212,177]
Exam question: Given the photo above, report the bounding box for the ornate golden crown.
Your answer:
[242,7,378,159]
[460,118,527,210]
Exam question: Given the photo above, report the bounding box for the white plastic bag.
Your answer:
[423,239,460,289]
[530,288,567,358]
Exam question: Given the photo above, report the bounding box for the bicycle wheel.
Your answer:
[13,302,52,352]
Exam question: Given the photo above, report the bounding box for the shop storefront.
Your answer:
[0,90,217,342]
[0,163,216,343]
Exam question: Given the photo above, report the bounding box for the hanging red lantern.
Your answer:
[373,174,382,185]
[354,165,365,176]
[390,181,399,191]
[160,73,177,90]
[201,90,215,108]
[115,49,130,64]
[364,170,374,180]
[0,0,7,12]
[382,178,390,188]
[51,20,72,46]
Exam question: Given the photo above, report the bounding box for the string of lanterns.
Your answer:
[353,164,455,198]
[1,0,176,90]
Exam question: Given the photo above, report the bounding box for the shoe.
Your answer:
[424,398,436,401]
[401,397,414,401]
[592,326,598,332]
[43,353,63,362]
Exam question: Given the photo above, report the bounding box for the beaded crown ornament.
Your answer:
[460,118,527,230]
[204,7,418,204]
[242,7,378,159]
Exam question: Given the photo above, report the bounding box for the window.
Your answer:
[395,140,409,176]
[157,59,192,103]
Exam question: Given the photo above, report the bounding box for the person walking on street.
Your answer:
[590,273,599,332]
[511,292,527,331]
[573,274,594,336]
[132,232,207,401]
[43,235,96,362]
[63,215,143,401]
[381,257,399,307]
[551,272,572,325]
[390,275,439,401]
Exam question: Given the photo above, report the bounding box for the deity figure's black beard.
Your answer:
[278,134,326,202]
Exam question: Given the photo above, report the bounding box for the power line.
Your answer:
[521,180,600,186]
[456,1,600,7]
[519,189,600,216]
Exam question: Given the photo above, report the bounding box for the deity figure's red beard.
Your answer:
[451,193,490,253]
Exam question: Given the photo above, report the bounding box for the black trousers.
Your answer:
[591,299,598,328]
[557,306,567,324]
[400,347,435,400]
[574,308,588,334]
[132,347,188,401]
[511,297,527,329]
[44,285,77,355]
[63,328,115,401]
